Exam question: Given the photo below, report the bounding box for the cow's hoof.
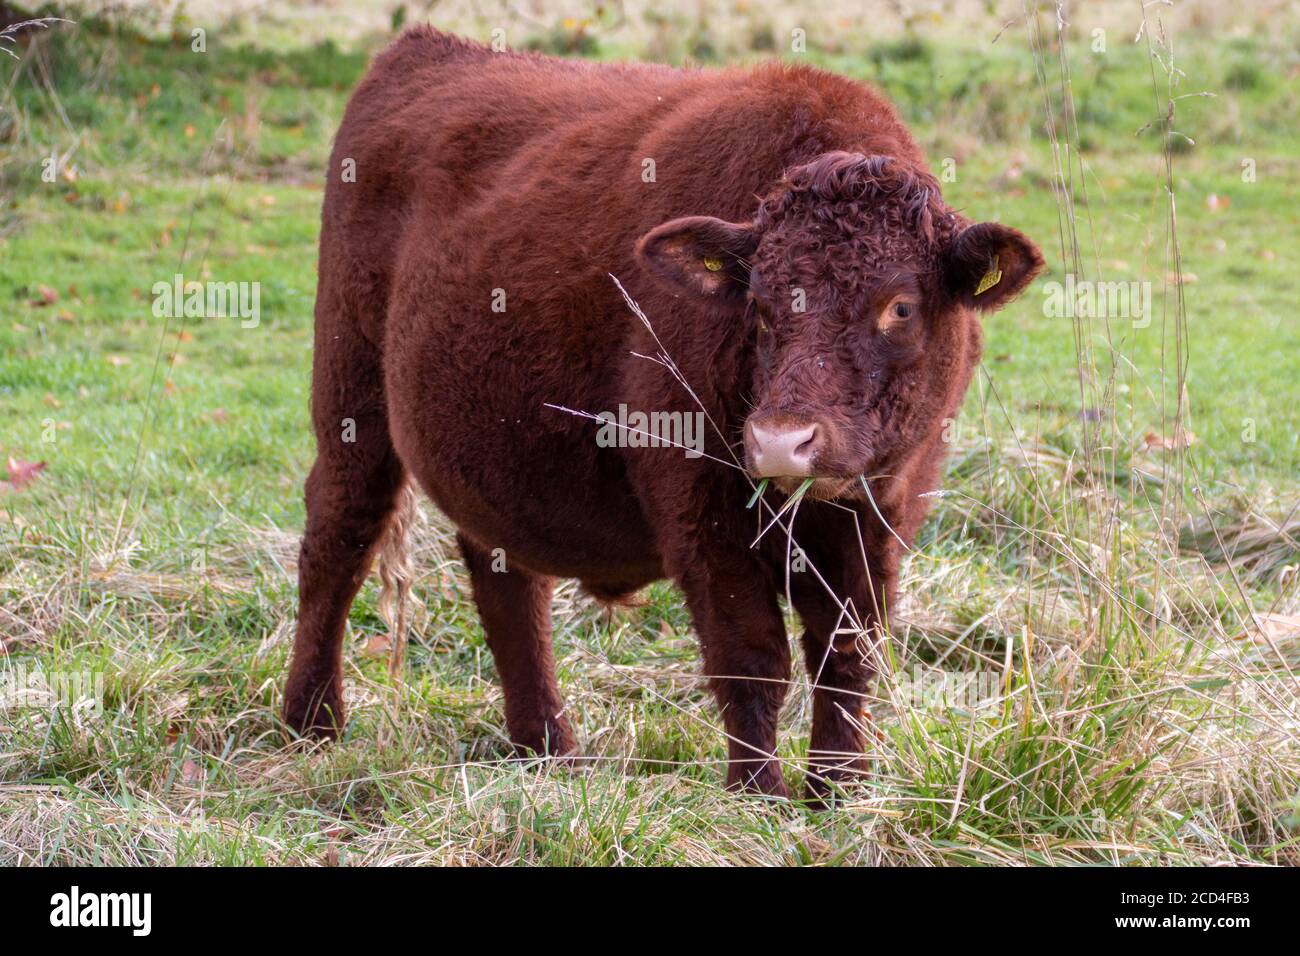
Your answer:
[509,717,578,762]
[282,682,346,741]
[727,762,792,800]
[802,762,870,809]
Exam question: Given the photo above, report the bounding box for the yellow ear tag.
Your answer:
[702,256,724,272]
[975,255,1002,296]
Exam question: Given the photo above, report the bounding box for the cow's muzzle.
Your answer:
[744,415,831,478]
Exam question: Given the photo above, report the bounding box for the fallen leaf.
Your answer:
[29,285,58,307]
[1141,430,1196,452]
[180,759,205,786]
[362,632,391,658]
[1206,193,1230,211]
[1233,613,1300,643]
[105,354,130,367]
[3,457,47,491]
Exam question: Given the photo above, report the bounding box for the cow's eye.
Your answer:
[879,297,917,332]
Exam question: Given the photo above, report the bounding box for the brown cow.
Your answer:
[283,27,1044,800]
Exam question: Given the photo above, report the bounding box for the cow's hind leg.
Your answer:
[283,326,404,739]
[457,533,576,757]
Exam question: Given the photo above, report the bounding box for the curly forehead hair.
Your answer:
[754,151,963,253]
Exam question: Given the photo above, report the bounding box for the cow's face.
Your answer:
[637,152,1044,500]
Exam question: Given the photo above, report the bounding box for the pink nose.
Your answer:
[747,421,824,477]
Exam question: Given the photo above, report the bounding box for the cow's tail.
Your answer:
[378,480,418,681]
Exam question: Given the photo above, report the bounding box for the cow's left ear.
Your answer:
[943,222,1045,313]
[635,216,757,304]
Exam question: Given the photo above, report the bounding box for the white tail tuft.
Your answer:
[377,481,418,681]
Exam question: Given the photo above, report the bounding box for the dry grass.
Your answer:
[3,423,1297,864]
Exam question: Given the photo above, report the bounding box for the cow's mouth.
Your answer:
[770,475,856,500]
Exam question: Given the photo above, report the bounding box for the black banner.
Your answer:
[1,865,1278,941]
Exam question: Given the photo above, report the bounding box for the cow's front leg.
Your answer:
[788,513,897,803]
[794,602,876,801]
[676,552,791,797]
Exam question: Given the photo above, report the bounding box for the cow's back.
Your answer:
[321,31,686,310]
[321,27,922,337]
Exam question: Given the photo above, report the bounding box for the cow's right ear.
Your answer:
[635,216,757,303]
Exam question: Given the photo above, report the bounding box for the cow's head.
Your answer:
[636,151,1044,500]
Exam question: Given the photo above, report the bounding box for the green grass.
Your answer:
[0,6,1297,865]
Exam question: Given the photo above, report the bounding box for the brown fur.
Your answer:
[282,28,1045,800]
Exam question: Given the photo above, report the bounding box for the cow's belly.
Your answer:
[413,443,664,589]
[385,311,664,589]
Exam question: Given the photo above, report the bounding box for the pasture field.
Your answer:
[0,2,1297,865]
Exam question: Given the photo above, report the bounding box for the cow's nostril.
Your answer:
[748,421,823,478]
[793,425,822,460]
